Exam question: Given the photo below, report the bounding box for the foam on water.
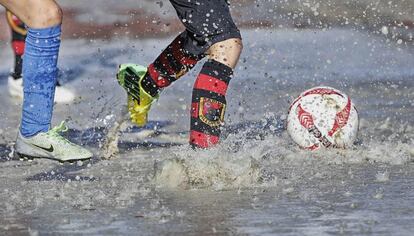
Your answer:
[153,145,262,190]
[153,116,413,190]
[375,171,390,182]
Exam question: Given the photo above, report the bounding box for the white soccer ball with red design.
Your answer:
[287,86,359,150]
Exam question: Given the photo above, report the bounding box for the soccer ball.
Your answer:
[287,86,359,150]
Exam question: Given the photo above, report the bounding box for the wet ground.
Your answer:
[0,28,413,235]
[2,0,413,41]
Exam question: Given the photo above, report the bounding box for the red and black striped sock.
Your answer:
[190,60,233,148]
[141,33,203,97]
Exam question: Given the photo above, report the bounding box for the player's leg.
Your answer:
[0,0,61,28]
[206,38,243,69]
[117,32,205,126]
[6,10,75,103]
[169,0,243,148]
[189,38,243,148]
[117,0,242,148]
[6,11,25,81]
[1,0,92,162]
[140,33,204,96]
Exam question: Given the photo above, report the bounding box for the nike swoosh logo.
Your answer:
[33,144,54,153]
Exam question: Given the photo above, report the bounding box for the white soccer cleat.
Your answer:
[15,121,93,162]
[7,75,23,99]
[8,75,76,103]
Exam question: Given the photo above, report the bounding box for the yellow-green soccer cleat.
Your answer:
[116,64,158,126]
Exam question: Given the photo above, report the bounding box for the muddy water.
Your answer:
[0,28,413,235]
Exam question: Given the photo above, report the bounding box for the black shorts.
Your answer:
[170,0,242,55]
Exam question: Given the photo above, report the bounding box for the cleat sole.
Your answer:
[15,152,92,163]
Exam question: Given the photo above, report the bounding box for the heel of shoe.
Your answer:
[14,152,36,161]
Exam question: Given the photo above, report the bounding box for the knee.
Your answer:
[207,38,243,68]
[46,5,63,25]
[231,38,243,55]
[28,3,62,28]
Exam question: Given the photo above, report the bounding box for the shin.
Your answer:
[189,38,243,148]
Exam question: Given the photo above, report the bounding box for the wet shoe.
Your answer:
[15,121,93,162]
[7,75,23,99]
[8,75,76,103]
[116,64,158,126]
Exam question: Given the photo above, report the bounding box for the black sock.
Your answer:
[12,55,23,79]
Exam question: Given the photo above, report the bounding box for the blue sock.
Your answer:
[20,25,61,137]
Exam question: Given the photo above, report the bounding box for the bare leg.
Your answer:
[0,0,62,28]
[206,38,243,69]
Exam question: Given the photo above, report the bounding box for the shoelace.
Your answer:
[46,121,75,146]
[51,121,69,133]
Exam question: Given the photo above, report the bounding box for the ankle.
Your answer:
[141,72,160,97]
